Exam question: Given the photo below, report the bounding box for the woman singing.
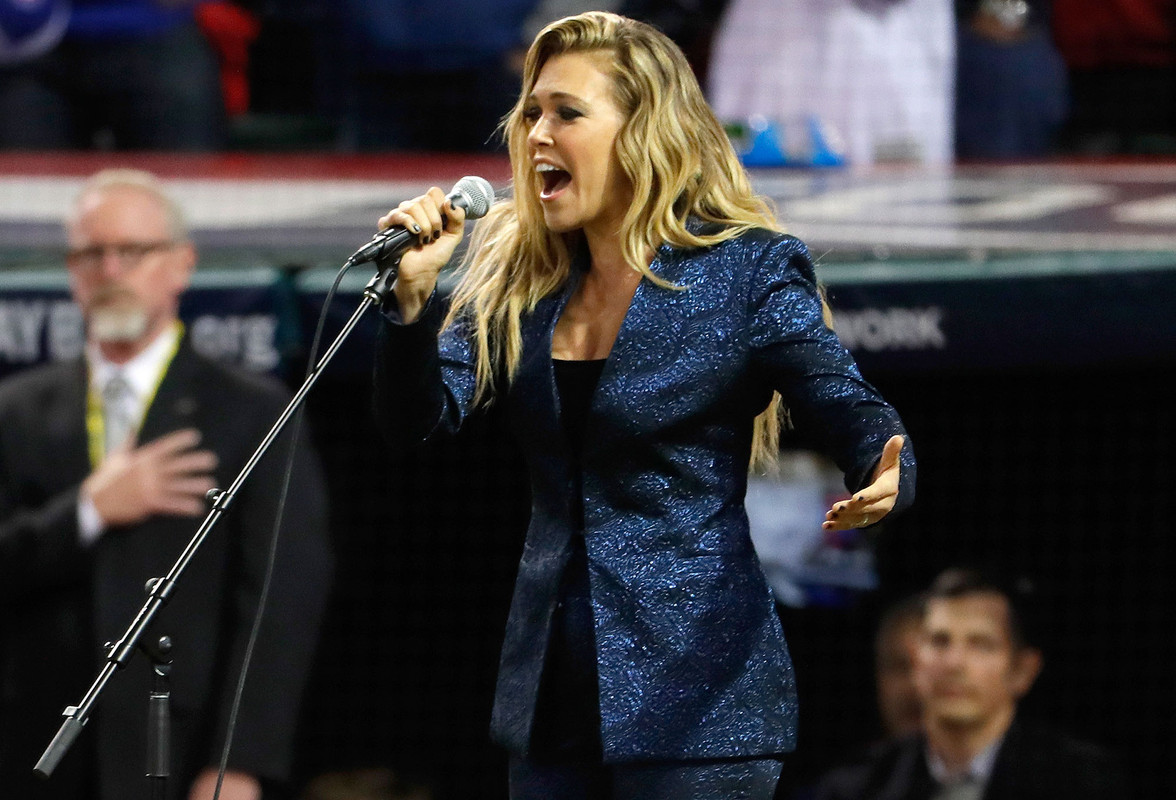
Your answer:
[373,12,915,800]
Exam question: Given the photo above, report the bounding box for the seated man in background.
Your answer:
[873,594,925,741]
[798,594,924,799]
[814,568,1128,800]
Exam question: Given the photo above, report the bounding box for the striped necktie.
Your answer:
[102,371,136,454]
[932,775,983,800]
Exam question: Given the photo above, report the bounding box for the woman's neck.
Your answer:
[583,226,628,275]
[551,231,646,361]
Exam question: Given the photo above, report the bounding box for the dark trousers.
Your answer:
[509,753,785,800]
[518,538,784,799]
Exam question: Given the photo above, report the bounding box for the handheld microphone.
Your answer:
[346,176,496,267]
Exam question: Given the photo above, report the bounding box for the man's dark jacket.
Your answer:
[813,720,1130,800]
[0,337,332,800]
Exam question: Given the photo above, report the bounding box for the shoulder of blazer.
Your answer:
[988,719,1130,796]
[814,735,931,800]
[664,224,804,265]
[167,335,292,406]
[0,358,85,415]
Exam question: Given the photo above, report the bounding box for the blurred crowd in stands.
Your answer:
[1,0,1173,160]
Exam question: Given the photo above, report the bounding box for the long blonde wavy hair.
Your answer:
[444,11,789,471]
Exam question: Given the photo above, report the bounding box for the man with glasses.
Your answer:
[0,169,332,800]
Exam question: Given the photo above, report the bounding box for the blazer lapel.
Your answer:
[879,738,936,800]
[55,359,93,478]
[591,243,689,421]
[980,722,1023,799]
[136,337,202,444]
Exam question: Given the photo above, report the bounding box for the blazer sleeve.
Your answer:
[372,290,480,448]
[0,478,88,601]
[747,235,916,509]
[0,393,90,602]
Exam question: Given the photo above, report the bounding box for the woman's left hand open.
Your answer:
[822,434,905,531]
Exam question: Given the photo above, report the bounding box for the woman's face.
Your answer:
[523,51,632,239]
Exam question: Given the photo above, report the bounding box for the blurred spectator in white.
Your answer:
[0,0,228,150]
[955,0,1068,159]
[707,0,955,166]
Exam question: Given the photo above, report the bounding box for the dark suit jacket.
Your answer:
[0,336,332,800]
[375,230,916,762]
[813,720,1130,800]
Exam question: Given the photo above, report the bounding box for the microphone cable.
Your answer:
[209,257,360,800]
[204,173,494,798]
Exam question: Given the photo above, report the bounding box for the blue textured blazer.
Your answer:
[374,229,916,763]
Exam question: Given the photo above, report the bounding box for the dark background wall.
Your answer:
[289,332,1175,800]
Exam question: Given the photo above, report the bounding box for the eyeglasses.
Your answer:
[66,241,176,272]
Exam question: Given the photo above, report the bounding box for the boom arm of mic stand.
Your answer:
[34,257,400,780]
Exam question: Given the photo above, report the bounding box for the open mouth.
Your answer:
[538,166,571,200]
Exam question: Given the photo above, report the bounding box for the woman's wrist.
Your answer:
[392,278,435,324]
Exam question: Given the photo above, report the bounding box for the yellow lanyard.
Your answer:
[85,322,185,468]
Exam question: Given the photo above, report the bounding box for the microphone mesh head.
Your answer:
[453,176,495,219]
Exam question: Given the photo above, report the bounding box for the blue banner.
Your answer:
[3,252,1175,382]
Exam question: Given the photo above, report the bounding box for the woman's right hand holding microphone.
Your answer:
[377,186,468,323]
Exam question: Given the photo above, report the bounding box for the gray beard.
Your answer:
[89,306,149,344]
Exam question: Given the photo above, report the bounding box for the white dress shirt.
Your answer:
[927,735,1004,800]
[77,324,181,545]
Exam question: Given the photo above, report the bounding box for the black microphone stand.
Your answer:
[143,633,173,800]
[34,257,402,793]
